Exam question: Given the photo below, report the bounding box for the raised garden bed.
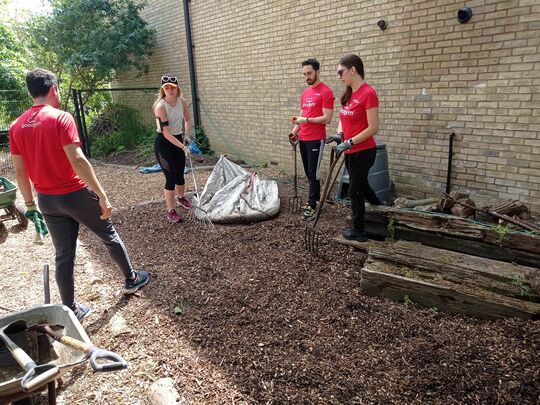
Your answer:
[364,206,540,268]
[336,238,540,320]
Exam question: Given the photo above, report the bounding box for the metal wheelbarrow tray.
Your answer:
[0,177,28,227]
[0,304,91,399]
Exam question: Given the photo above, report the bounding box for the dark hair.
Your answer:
[26,68,58,98]
[339,54,365,106]
[301,58,320,71]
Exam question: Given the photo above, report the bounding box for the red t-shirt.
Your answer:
[9,105,86,194]
[339,83,378,154]
[299,82,335,141]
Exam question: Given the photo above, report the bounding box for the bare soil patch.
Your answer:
[0,161,539,404]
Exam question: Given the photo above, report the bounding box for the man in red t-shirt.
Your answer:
[9,68,149,320]
[289,58,335,220]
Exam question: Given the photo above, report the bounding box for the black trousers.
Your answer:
[154,132,186,190]
[38,188,134,308]
[345,147,380,231]
[299,139,324,208]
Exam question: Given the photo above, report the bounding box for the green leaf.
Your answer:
[173,305,185,316]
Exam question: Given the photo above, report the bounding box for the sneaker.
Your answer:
[167,209,182,223]
[177,196,192,210]
[123,270,150,294]
[342,228,368,242]
[72,304,92,322]
[302,206,316,221]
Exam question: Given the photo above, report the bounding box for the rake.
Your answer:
[287,142,303,213]
[304,148,342,255]
[186,155,215,230]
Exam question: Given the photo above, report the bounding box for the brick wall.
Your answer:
[121,0,540,213]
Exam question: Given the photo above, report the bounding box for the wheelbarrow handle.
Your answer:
[89,348,128,373]
[1,329,60,392]
[22,365,60,392]
[58,335,127,372]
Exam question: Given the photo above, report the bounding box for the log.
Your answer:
[366,241,540,301]
[489,200,529,217]
[450,198,475,218]
[360,268,540,320]
[393,197,439,209]
[443,192,540,232]
[412,203,439,212]
[363,206,540,268]
[438,190,463,212]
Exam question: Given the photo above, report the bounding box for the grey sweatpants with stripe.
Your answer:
[38,187,134,309]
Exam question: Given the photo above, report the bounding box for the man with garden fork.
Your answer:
[289,58,335,220]
[9,68,149,321]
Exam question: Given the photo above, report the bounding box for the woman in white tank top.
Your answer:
[153,75,194,223]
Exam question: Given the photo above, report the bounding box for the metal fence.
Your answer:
[73,87,159,157]
[0,90,31,174]
[0,87,158,174]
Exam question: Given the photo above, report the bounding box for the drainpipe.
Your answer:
[446,131,456,194]
[183,0,201,127]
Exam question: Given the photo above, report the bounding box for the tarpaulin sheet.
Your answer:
[192,156,280,223]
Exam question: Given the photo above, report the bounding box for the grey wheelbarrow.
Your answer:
[0,263,127,405]
[0,177,28,228]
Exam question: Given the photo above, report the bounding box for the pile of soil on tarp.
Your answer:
[70,179,540,404]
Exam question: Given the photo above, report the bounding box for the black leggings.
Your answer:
[154,132,186,190]
[345,147,380,231]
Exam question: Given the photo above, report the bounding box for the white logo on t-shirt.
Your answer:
[21,117,42,128]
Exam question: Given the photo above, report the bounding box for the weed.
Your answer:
[507,273,531,299]
[495,224,511,246]
[173,304,186,316]
[194,125,211,154]
[403,294,413,305]
[387,216,396,241]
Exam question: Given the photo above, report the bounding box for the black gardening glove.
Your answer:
[335,139,353,158]
[325,132,343,145]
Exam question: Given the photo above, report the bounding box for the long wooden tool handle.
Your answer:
[311,150,341,227]
[0,333,35,369]
[59,335,90,353]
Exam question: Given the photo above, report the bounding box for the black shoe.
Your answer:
[342,228,368,242]
[72,304,92,322]
[123,270,150,294]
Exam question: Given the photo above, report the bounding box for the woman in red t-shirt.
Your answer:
[326,54,382,242]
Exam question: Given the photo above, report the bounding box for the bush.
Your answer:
[194,125,212,154]
[89,103,150,156]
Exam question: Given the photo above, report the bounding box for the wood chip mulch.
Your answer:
[1,158,539,404]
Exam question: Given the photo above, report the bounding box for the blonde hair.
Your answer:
[153,84,181,111]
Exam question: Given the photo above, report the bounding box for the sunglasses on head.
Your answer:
[161,76,178,84]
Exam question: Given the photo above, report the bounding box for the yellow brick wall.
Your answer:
[120,0,540,213]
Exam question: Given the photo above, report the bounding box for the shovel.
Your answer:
[0,320,60,392]
[304,148,342,255]
[26,323,127,373]
[287,142,302,213]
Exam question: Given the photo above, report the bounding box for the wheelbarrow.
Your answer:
[0,304,127,404]
[0,177,28,228]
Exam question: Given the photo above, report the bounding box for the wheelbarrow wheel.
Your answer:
[15,205,29,228]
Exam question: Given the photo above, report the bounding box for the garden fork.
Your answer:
[287,142,302,213]
[305,148,341,255]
